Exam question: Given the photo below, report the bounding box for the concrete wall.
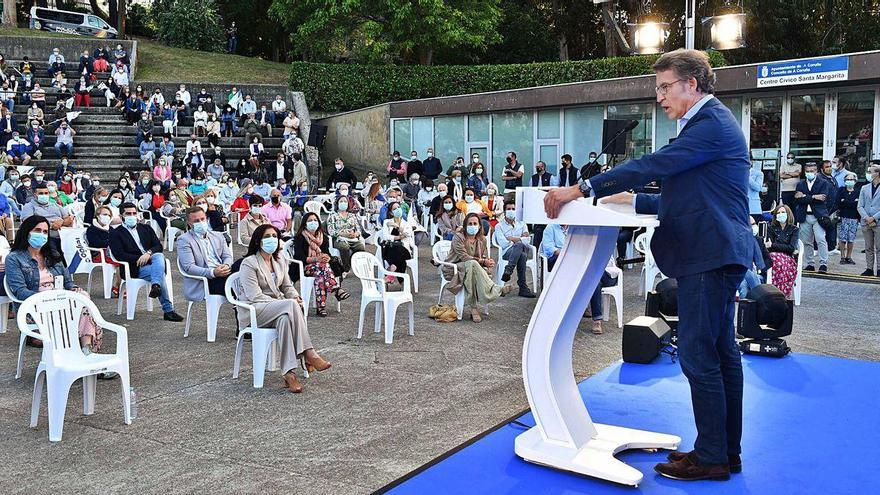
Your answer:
[316,104,390,184]
[0,35,138,77]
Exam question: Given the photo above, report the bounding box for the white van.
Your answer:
[29,7,118,39]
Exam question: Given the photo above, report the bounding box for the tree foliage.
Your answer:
[157,0,226,53]
[269,0,504,64]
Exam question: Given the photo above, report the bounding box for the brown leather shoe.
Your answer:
[654,454,730,481]
[304,355,331,372]
[282,372,303,393]
[667,450,742,473]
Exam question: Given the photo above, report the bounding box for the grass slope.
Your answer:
[0,27,289,84]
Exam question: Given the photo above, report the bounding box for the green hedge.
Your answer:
[290,52,727,113]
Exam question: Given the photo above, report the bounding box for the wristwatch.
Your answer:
[577,178,593,198]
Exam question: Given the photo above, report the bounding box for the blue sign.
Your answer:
[757,56,849,88]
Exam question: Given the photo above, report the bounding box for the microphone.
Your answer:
[580,120,639,180]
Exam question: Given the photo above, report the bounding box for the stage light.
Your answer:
[737,284,793,357]
[703,12,747,50]
[629,20,669,55]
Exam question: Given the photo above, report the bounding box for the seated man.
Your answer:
[177,206,233,297]
[109,203,184,321]
[264,188,293,233]
[21,182,73,251]
[6,131,33,168]
[493,200,536,298]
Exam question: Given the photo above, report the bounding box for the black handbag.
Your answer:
[329,256,345,277]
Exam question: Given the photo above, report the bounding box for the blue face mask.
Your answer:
[464,196,474,204]
[443,203,453,211]
[192,220,208,235]
[306,220,319,232]
[261,236,278,254]
[124,215,138,228]
[505,210,516,220]
[775,212,788,223]
[28,232,48,249]
[36,194,50,205]
[466,225,479,236]
[337,202,348,212]
[805,172,816,181]
[110,197,122,207]
[845,180,856,188]
[392,207,403,218]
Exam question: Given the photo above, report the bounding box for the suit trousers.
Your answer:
[864,223,880,272]
[253,299,313,375]
[676,265,746,465]
[799,214,828,266]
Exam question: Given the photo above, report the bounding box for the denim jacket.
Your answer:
[4,249,75,301]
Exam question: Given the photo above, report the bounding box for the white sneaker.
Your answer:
[829,249,841,256]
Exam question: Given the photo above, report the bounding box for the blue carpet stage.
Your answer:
[382,353,879,494]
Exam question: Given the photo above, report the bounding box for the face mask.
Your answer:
[589,155,598,161]
[761,186,768,193]
[506,157,513,164]
[505,210,516,220]
[427,152,433,157]
[119,182,127,188]
[338,202,348,212]
[453,177,461,183]
[464,196,474,204]
[786,158,794,165]
[142,179,150,185]
[124,216,138,228]
[443,202,454,211]
[426,187,434,192]
[410,178,419,185]
[751,225,759,236]
[93,180,100,186]
[473,158,479,164]
[299,186,308,192]
[22,181,32,188]
[845,180,856,188]
[411,156,417,160]
[28,232,49,249]
[867,174,874,182]
[261,236,278,254]
[805,172,816,181]
[466,225,479,236]
[227,182,235,188]
[35,175,44,181]
[438,190,447,198]
[392,208,403,218]
[487,189,497,196]
[475,168,483,174]
[194,180,204,186]
[335,164,343,171]
[776,212,788,223]
[306,220,319,232]
[390,180,399,187]
[192,220,209,235]
[206,196,216,204]
[250,206,262,215]
[10,174,18,181]
[48,186,57,193]
[339,188,349,196]
[36,194,50,205]
[110,197,122,207]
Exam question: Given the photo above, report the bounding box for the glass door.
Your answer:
[788,93,825,163]
[834,90,875,177]
[749,96,784,203]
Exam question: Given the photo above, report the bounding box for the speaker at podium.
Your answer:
[513,187,680,486]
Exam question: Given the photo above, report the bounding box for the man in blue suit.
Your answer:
[793,162,833,272]
[545,49,752,482]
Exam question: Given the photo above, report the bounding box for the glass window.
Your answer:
[836,91,875,177]
[468,114,490,142]
[491,112,534,187]
[434,116,465,172]
[789,94,825,163]
[88,16,103,28]
[392,119,411,155]
[655,103,677,151]
[563,106,603,167]
[411,117,433,157]
[537,110,560,140]
[539,145,559,175]
[719,97,743,128]
[606,102,653,159]
[750,97,783,149]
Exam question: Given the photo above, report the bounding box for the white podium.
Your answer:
[514,187,680,487]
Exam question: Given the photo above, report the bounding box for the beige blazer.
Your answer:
[238,254,299,306]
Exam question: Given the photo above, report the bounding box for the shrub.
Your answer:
[157,0,226,53]
[290,52,727,113]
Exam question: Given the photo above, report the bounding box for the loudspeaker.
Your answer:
[307,124,328,148]
[602,119,630,156]
[622,316,671,364]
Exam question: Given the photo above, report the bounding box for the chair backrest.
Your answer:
[3,274,22,304]
[634,233,654,264]
[16,290,96,365]
[432,240,452,265]
[107,247,133,278]
[350,251,383,298]
[303,200,323,215]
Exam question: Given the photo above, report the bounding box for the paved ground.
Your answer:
[0,243,878,494]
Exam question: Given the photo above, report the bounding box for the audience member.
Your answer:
[177,206,233,298]
[240,194,270,244]
[326,195,365,274]
[493,201,536,298]
[293,212,347,316]
[435,195,462,241]
[857,163,880,276]
[794,163,831,273]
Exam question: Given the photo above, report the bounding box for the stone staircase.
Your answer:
[5,58,297,181]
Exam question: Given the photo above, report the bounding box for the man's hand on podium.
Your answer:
[544,185,582,219]
[601,192,635,206]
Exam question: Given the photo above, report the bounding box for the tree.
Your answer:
[158,0,226,52]
[269,0,503,65]
[2,0,16,28]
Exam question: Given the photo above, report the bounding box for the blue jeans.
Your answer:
[737,269,761,299]
[676,265,746,465]
[54,142,73,157]
[138,253,173,313]
[588,271,617,321]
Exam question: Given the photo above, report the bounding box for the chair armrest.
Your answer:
[226,298,259,330]
[381,269,411,294]
[92,316,129,355]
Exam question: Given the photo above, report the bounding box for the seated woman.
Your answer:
[138,180,186,233]
[104,188,125,218]
[6,216,113,376]
[455,188,492,234]
[193,105,208,136]
[153,155,174,187]
[27,102,44,126]
[482,183,503,230]
[206,114,221,148]
[293,212,349,317]
[444,212,511,322]
[766,204,799,299]
[379,200,414,284]
[194,191,229,237]
[85,205,123,296]
[218,177,239,208]
[335,183,361,215]
[134,171,152,199]
[435,195,462,241]
[363,181,385,229]
[188,172,209,196]
[240,194,270,244]
[238,224,331,393]
[326,195,365,274]
[47,181,74,208]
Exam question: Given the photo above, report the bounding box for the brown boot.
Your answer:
[654,453,731,481]
[667,451,741,473]
[591,320,603,335]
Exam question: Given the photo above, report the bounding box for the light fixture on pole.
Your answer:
[702,2,747,51]
[629,18,670,55]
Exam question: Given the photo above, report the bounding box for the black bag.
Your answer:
[329,256,345,277]
[817,215,835,231]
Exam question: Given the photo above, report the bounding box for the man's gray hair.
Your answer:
[653,49,716,94]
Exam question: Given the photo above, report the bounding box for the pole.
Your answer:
[684,0,696,50]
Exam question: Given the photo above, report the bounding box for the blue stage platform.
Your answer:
[381,353,879,494]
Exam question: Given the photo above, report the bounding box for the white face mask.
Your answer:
[751,225,759,236]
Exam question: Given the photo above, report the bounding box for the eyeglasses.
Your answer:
[655,79,687,96]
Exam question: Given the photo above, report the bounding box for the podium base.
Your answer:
[515,424,681,487]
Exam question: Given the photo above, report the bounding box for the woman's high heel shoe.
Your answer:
[282,372,303,393]
[305,355,331,372]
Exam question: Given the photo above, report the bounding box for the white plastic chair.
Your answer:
[351,252,414,344]
[766,239,804,306]
[18,290,131,442]
[69,202,86,227]
[224,273,307,388]
[160,210,184,251]
[84,242,116,300]
[176,258,225,342]
[634,232,665,298]
[492,235,538,287]
[602,259,624,328]
[373,220,420,293]
[281,240,340,315]
[108,249,174,320]
[5,275,38,379]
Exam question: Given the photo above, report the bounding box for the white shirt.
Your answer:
[677,94,715,134]
[805,179,815,213]
[197,233,222,268]
[125,224,147,253]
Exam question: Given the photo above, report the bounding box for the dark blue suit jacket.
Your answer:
[109,224,164,279]
[793,178,833,222]
[590,97,752,278]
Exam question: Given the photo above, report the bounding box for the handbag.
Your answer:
[329,255,345,277]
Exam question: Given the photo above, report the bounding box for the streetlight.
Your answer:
[629,19,670,55]
[703,12,747,50]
